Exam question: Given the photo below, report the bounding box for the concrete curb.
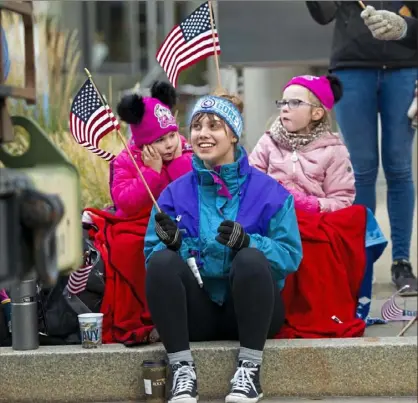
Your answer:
[1,337,417,402]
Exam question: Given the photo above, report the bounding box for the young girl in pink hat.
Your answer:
[110,81,193,217]
[249,74,355,213]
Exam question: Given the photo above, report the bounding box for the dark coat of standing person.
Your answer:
[306,1,418,294]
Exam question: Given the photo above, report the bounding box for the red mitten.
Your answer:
[291,190,320,213]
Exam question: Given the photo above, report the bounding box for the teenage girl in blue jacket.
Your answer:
[144,92,302,403]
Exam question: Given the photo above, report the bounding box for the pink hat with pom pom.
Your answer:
[283,75,342,110]
[117,81,178,147]
[129,98,178,147]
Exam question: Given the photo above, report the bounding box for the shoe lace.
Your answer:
[230,366,256,394]
[172,365,196,395]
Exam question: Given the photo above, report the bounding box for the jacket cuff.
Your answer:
[399,18,408,39]
[306,196,320,213]
[293,191,320,213]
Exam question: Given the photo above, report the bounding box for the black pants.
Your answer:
[146,248,285,353]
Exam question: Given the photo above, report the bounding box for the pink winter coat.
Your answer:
[249,132,355,213]
[110,135,193,217]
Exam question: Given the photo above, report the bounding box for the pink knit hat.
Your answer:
[283,75,343,110]
[117,81,178,147]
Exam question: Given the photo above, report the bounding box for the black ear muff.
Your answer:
[150,81,177,109]
[117,94,145,124]
[326,74,343,104]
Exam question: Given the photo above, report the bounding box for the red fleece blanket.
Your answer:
[84,207,154,345]
[276,205,368,339]
[85,204,368,343]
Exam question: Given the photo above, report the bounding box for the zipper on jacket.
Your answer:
[291,151,298,173]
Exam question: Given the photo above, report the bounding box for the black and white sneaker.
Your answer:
[168,361,198,403]
[225,360,263,403]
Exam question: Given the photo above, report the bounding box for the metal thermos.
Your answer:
[10,278,39,350]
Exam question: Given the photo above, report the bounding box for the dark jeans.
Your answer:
[146,248,285,353]
[334,68,417,261]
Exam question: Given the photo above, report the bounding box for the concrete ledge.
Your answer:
[1,337,417,402]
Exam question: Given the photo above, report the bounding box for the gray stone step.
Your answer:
[1,337,417,403]
[96,400,418,403]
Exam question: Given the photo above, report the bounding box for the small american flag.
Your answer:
[381,286,418,321]
[156,1,220,87]
[69,79,119,161]
[67,265,93,295]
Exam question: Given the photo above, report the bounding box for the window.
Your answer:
[138,1,147,71]
[80,1,194,75]
[93,1,131,68]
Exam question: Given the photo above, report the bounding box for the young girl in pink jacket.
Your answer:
[249,74,355,213]
[110,81,193,217]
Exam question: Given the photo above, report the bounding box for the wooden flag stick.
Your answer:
[208,1,222,90]
[397,316,417,337]
[84,68,161,213]
[358,1,366,9]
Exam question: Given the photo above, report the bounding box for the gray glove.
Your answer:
[361,6,407,41]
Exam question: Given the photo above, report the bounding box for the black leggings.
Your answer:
[146,248,285,353]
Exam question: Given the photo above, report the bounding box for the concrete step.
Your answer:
[93,400,418,403]
[1,337,417,403]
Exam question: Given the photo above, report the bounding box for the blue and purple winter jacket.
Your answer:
[144,146,303,305]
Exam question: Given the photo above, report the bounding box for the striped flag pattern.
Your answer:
[69,79,119,161]
[381,286,418,321]
[156,1,220,87]
[67,265,93,295]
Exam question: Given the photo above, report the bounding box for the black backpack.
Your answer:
[37,230,105,344]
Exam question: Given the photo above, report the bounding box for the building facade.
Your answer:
[46,1,203,86]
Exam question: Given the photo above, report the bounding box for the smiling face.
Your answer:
[279,85,325,134]
[190,113,237,168]
[151,131,180,161]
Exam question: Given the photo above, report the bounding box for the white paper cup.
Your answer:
[78,313,104,348]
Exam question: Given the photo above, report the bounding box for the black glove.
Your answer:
[155,212,182,251]
[215,220,250,251]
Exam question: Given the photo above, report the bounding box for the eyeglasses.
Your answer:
[275,99,320,110]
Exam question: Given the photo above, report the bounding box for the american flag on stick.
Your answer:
[67,265,93,295]
[381,286,418,321]
[69,79,119,161]
[156,1,221,87]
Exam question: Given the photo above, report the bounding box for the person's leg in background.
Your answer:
[223,248,285,403]
[380,67,418,293]
[146,249,223,403]
[333,69,380,213]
